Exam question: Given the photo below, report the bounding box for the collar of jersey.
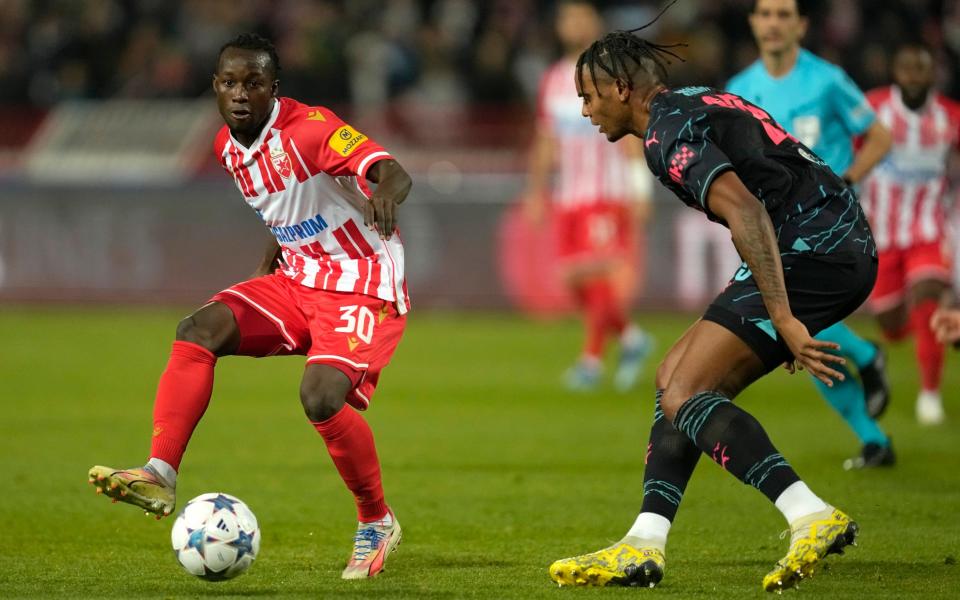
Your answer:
[229,97,282,154]
[645,88,669,138]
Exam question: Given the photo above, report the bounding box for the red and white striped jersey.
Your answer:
[214,97,409,313]
[860,86,960,251]
[537,59,650,209]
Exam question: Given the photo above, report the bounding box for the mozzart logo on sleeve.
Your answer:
[328,125,368,157]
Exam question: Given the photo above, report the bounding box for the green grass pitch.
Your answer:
[1,307,958,598]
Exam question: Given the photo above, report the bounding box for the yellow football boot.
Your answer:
[88,465,175,518]
[549,542,664,588]
[763,507,858,593]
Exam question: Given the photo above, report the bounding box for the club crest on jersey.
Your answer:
[270,146,292,179]
[329,125,368,157]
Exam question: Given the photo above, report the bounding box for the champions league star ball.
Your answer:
[170,493,261,581]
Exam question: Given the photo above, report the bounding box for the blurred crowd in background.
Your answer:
[0,0,957,307]
[2,0,958,112]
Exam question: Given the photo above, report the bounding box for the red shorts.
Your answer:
[210,273,406,410]
[556,203,635,264]
[870,241,952,312]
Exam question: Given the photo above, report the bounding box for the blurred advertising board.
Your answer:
[25,100,217,185]
[0,173,740,311]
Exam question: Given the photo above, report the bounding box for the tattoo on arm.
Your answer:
[731,202,791,322]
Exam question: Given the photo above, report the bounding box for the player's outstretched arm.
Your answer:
[844,120,892,184]
[706,171,846,385]
[365,159,413,240]
[521,129,556,225]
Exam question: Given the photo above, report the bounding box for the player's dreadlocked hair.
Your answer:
[576,1,685,96]
[218,33,282,78]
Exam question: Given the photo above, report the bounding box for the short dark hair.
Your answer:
[894,39,934,57]
[575,2,685,94]
[217,33,281,79]
[752,0,811,17]
[558,0,598,9]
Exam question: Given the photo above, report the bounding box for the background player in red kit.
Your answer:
[88,34,411,580]
[860,42,960,425]
[523,0,654,391]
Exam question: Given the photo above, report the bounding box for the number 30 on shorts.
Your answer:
[334,305,375,345]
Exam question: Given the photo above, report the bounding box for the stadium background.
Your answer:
[2,1,960,598]
[1,0,957,308]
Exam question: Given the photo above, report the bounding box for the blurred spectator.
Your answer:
[1,1,953,109]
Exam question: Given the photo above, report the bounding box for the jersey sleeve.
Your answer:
[294,107,393,180]
[831,69,875,136]
[658,124,735,213]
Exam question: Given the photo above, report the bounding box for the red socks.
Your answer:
[148,341,388,523]
[312,406,388,522]
[910,299,944,392]
[150,341,217,471]
[579,278,627,358]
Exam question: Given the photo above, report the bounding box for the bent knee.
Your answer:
[656,338,693,391]
[658,388,686,422]
[910,279,949,304]
[660,383,714,423]
[300,372,349,422]
[654,359,674,391]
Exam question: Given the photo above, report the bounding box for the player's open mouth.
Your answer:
[231,109,251,121]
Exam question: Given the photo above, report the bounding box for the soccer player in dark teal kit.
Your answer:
[728,0,894,468]
[549,26,870,592]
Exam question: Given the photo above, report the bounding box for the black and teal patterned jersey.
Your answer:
[643,86,876,258]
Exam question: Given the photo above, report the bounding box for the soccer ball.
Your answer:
[170,492,261,581]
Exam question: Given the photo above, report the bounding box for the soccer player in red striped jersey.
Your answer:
[524,0,654,391]
[860,42,960,425]
[88,34,410,579]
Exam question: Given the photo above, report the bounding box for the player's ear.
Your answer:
[211,74,217,93]
[797,15,809,40]
[615,77,631,102]
[271,78,279,97]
